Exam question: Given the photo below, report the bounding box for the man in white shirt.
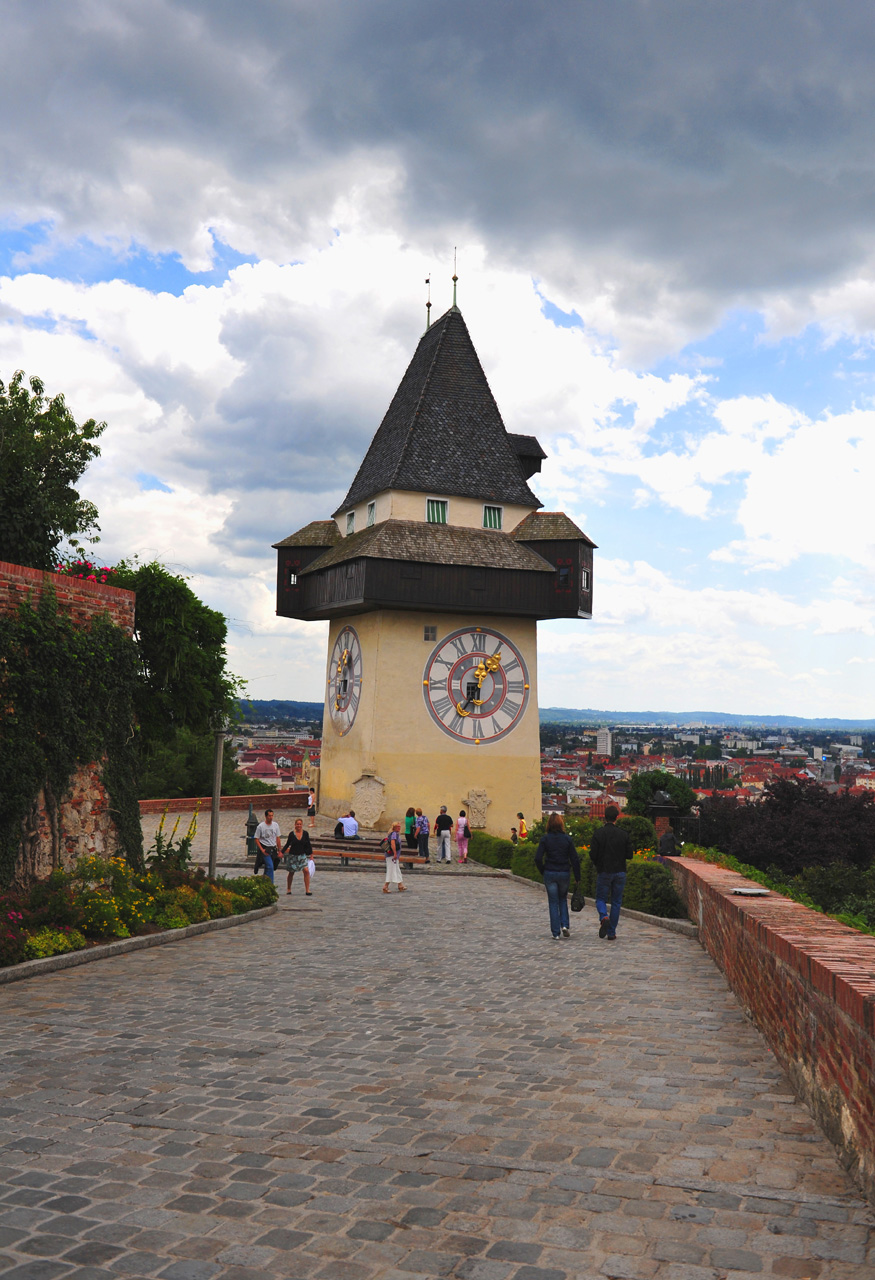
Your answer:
[254,809,281,882]
[340,810,360,839]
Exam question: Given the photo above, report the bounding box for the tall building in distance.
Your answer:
[596,729,613,757]
[274,304,596,833]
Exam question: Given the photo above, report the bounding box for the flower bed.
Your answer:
[1,806,278,968]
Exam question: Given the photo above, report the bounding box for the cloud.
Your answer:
[4,2,875,357]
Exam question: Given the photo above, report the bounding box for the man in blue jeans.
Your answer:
[590,805,633,940]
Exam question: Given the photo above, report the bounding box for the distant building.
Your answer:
[596,729,613,756]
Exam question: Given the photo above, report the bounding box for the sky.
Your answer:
[2,0,875,718]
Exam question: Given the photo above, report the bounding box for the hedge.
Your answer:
[470,831,687,920]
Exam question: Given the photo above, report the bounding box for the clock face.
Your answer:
[423,626,530,743]
[327,625,363,736]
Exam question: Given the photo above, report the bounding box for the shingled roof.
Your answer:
[512,511,598,547]
[300,519,555,575]
[333,308,543,515]
[272,520,342,549]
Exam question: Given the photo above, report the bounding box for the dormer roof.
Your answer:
[333,307,543,516]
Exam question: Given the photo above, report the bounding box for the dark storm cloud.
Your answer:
[4,1,875,318]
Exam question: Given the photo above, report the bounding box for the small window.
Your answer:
[483,505,502,530]
[557,566,571,589]
[367,501,376,527]
[288,572,297,587]
[423,625,437,642]
[346,511,355,535]
[581,568,591,591]
[426,498,448,524]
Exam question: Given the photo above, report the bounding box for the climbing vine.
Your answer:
[0,587,142,887]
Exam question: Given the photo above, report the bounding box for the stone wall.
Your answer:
[0,560,135,635]
[667,855,875,1206]
[0,561,136,886]
[15,761,122,887]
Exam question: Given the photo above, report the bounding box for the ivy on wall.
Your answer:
[0,588,142,887]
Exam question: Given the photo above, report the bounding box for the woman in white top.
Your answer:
[456,810,470,864]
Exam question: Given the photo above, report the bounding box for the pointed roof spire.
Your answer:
[451,246,459,310]
[425,274,432,330]
[333,307,543,515]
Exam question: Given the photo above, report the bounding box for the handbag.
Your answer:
[570,880,585,913]
[463,823,471,839]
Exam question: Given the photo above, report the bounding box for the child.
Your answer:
[510,827,518,845]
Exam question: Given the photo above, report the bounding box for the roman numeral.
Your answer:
[432,653,453,668]
[429,678,446,694]
[450,635,468,658]
[503,656,521,673]
[350,687,360,713]
[449,712,468,736]
[503,698,521,719]
[507,679,524,695]
[491,716,504,737]
[432,696,453,719]
[468,632,482,651]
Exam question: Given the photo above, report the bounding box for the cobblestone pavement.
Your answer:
[0,876,871,1280]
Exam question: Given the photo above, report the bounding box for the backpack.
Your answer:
[334,820,344,838]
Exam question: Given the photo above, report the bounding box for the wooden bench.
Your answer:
[311,842,428,870]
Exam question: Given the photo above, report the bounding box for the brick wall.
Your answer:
[667,856,875,1206]
[138,792,309,815]
[0,560,135,635]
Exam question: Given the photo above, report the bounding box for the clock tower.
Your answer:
[274,305,595,834]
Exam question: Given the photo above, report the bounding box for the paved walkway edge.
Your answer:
[0,903,279,987]
[500,869,699,937]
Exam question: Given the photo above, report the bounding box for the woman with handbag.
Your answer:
[456,810,470,863]
[383,822,406,893]
[281,818,313,896]
[534,813,581,940]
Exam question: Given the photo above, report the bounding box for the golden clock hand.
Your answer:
[455,700,471,717]
[485,651,502,674]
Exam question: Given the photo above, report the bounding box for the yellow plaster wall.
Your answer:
[319,609,542,836]
[335,490,535,537]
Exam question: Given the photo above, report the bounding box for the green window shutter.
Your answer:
[483,505,502,529]
[426,499,448,524]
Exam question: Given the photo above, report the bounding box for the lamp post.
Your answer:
[208,721,227,880]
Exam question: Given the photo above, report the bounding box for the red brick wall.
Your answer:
[0,560,135,635]
[667,856,875,1206]
[138,792,309,815]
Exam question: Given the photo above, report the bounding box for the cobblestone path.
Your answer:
[1,876,872,1280]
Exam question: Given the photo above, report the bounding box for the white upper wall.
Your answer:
[335,489,537,536]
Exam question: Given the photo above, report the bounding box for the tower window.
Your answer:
[483,505,502,530]
[346,511,355,535]
[423,625,437,641]
[426,498,448,524]
[581,568,591,591]
[557,566,571,589]
[367,501,376,527]
[288,572,297,587]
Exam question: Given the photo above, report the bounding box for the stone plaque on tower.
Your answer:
[274,304,596,833]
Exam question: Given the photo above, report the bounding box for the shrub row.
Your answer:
[0,856,277,968]
[469,831,687,919]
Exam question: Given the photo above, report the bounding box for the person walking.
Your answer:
[517,812,529,841]
[534,813,581,941]
[456,810,470,863]
[415,808,430,861]
[404,806,418,849]
[307,790,316,830]
[281,817,313,896]
[434,805,453,863]
[383,822,407,893]
[590,805,633,941]
[254,808,281,884]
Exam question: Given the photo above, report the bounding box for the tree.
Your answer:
[0,371,104,569]
[625,769,696,816]
[110,560,241,743]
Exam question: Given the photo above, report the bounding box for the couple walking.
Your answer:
[534,807,632,941]
[406,806,470,863]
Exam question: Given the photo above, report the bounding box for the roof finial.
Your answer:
[452,246,458,310]
[425,274,432,329]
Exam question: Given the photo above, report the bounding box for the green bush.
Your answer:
[622,861,687,918]
[23,926,87,960]
[616,815,657,853]
[78,889,130,939]
[215,875,278,908]
[154,907,189,931]
[200,883,236,919]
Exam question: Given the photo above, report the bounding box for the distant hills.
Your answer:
[239,698,875,732]
[539,707,875,731]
